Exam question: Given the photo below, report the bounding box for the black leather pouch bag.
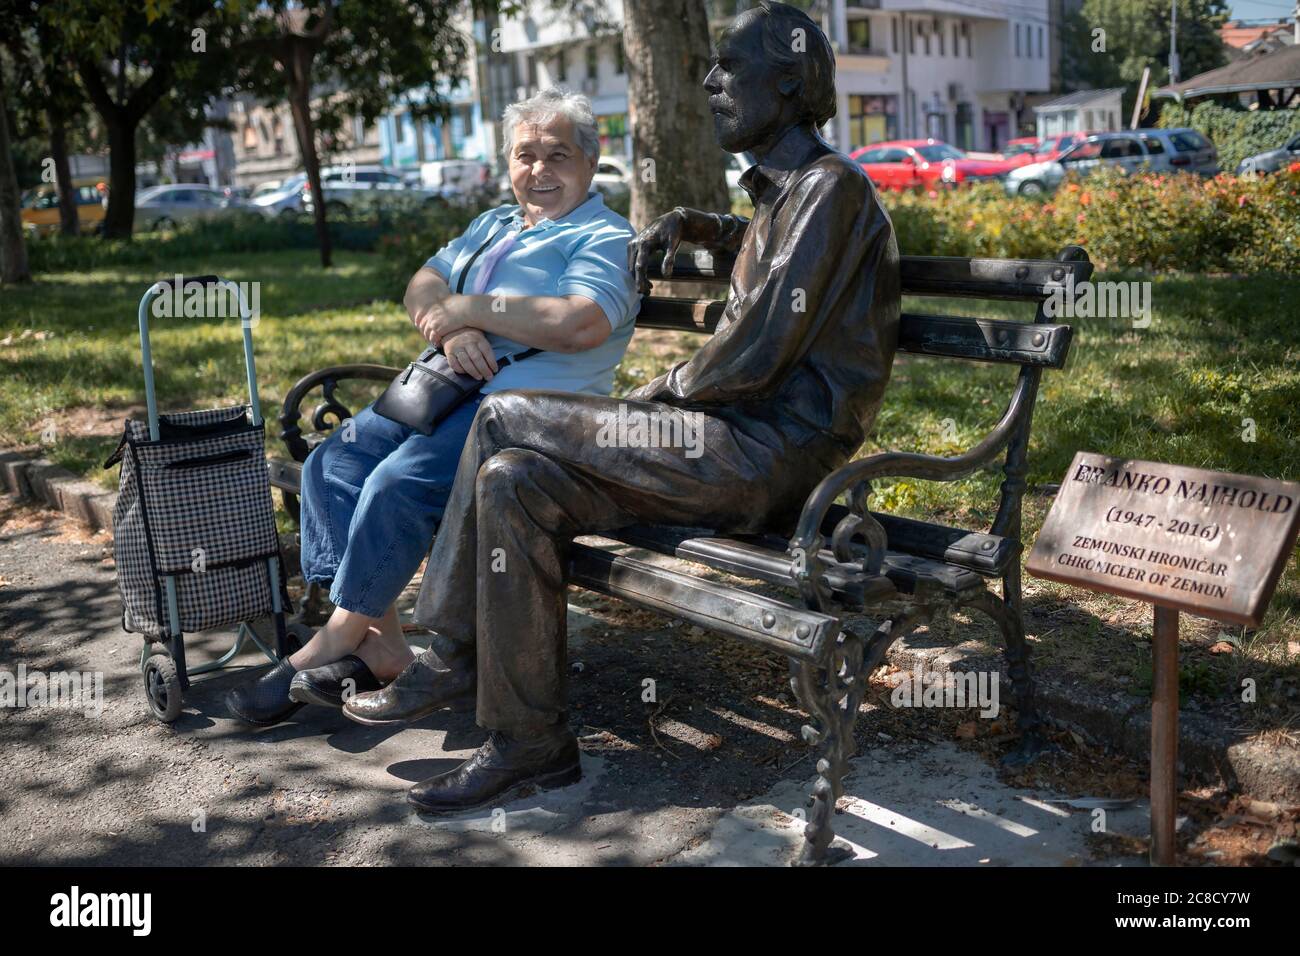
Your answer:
[373,346,539,435]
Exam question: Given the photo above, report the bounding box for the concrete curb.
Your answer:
[0,449,116,533]
[3,444,1297,802]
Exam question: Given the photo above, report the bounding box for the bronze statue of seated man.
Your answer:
[345,0,902,813]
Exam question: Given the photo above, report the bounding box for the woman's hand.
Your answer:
[442,328,499,381]
[410,297,465,348]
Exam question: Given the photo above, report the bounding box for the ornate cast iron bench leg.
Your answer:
[788,628,868,865]
[963,584,1046,766]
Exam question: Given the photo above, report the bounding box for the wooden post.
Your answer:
[1150,605,1179,866]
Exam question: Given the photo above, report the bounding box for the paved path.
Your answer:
[0,500,1147,866]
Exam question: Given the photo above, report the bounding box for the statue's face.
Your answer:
[704,13,788,153]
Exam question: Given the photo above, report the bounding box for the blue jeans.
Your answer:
[298,397,484,618]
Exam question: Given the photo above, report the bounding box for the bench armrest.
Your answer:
[279,364,402,463]
[789,447,1006,586]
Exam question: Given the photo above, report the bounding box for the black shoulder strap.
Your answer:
[454,219,510,294]
[448,218,544,365]
[496,347,543,368]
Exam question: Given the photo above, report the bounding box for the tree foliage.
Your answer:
[1062,0,1230,121]
[1159,100,1300,172]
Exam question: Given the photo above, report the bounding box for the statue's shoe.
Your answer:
[289,655,382,709]
[224,658,303,726]
[407,728,581,814]
[342,646,475,726]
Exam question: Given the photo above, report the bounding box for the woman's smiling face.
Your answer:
[507,116,597,226]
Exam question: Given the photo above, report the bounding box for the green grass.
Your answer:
[1,249,408,485]
[3,251,1298,718]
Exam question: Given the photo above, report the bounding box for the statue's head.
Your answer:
[705,1,836,154]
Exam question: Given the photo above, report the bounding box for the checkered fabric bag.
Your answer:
[106,405,290,639]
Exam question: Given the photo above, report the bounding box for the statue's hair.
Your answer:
[501,87,601,160]
[750,1,837,128]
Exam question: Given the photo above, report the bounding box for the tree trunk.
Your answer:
[623,0,730,232]
[47,114,80,237]
[101,112,139,239]
[0,70,32,283]
[285,41,331,268]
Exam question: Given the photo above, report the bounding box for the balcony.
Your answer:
[838,44,891,72]
[878,0,1017,19]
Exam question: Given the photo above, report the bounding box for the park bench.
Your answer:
[268,244,1093,864]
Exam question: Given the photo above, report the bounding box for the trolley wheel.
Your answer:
[143,653,183,723]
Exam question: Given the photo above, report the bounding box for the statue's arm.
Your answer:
[627,207,748,295]
[633,168,885,407]
[677,208,750,257]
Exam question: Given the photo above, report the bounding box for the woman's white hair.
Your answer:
[501,87,601,160]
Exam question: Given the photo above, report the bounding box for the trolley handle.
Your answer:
[152,274,222,291]
[136,275,263,439]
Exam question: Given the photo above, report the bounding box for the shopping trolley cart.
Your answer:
[106,276,298,723]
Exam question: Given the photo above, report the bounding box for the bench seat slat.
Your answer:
[568,542,840,661]
[610,524,895,606]
[607,523,991,605]
[821,505,1017,576]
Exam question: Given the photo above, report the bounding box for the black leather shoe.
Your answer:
[407,727,581,814]
[224,658,303,726]
[342,642,475,726]
[289,655,382,709]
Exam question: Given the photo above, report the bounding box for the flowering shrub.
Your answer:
[885,165,1300,273]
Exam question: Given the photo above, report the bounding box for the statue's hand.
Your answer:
[628,207,722,295]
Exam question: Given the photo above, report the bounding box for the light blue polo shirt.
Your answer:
[424,191,640,396]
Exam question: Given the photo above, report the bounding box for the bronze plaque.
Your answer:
[1027,452,1300,626]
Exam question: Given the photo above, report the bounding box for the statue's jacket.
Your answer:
[629,125,902,531]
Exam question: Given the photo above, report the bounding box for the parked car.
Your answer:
[249,179,285,199]
[421,158,494,202]
[1004,129,1218,197]
[850,139,1017,190]
[251,173,308,218]
[1138,127,1219,175]
[20,177,107,237]
[1002,136,1041,159]
[723,151,752,195]
[1033,130,1101,162]
[1235,131,1300,176]
[134,183,253,231]
[301,164,450,214]
[591,156,632,203]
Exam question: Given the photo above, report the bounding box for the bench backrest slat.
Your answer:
[899,255,1093,300]
[644,250,1094,299]
[634,300,1073,369]
[899,314,1072,368]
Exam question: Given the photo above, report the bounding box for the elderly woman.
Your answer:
[226,88,640,725]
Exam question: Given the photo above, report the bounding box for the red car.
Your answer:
[1001,137,1042,166]
[849,139,1018,190]
[1034,130,1103,162]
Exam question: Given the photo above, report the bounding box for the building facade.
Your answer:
[229,0,1062,188]
[1032,87,1123,138]
[476,0,631,161]
[479,0,1055,157]
[229,95,384,189]
[820,0,1054,153]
